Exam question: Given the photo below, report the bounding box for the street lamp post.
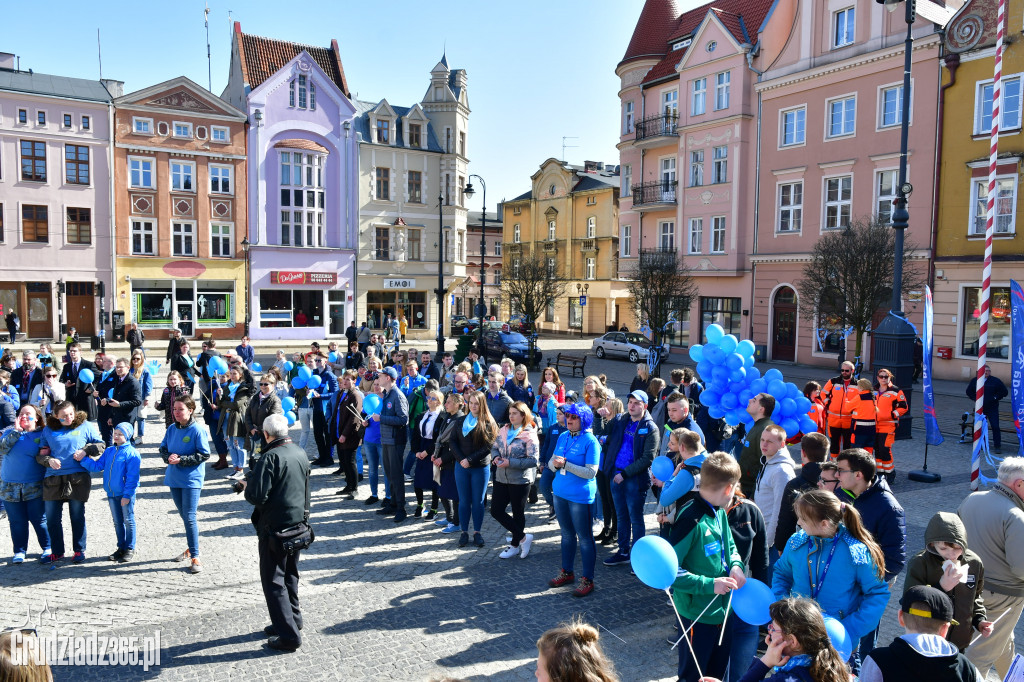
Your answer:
[435,190,445,355]
[575,283,589,338]
[464,175,486,355]
[873,0,919,451]
[241,236,251,336]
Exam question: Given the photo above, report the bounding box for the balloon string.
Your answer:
[968,607,1010,647]
[666,588,704,681]
[718,590,733,647]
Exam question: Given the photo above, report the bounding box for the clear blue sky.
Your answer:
[1,0,708,214]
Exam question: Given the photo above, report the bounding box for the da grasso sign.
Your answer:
[270,271,338,286]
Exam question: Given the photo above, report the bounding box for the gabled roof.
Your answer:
[0,69,112,102]
[115,75,245,119]
[235,22,349,97]
[620,0,684,67]
[351,99,444,152]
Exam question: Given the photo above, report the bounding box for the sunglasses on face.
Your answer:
[46,374,57,378]
[260,383,272,387]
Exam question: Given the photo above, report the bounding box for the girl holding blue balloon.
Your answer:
[772,489,889,668]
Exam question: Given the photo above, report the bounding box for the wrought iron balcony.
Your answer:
[631,181,678,210]
[635,113,679,143]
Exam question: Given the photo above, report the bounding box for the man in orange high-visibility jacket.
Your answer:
[873,368,907,482]
[822,361,859,455]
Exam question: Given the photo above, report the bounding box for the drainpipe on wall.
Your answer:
[930,44,959,291]
[107,99,117,345]
[744,44,764,341]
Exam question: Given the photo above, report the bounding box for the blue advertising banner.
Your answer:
[1011,280,1024,454]
[923,286,944,446]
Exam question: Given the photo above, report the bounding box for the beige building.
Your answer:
[502,159,630,334]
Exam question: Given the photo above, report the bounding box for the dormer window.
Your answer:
[409,123,421,148]
[376,119,390,144]
[290,75,316,111]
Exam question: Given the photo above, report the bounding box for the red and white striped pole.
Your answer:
[972,0,1006,489]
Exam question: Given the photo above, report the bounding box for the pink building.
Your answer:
[751,1,952,366]
[616,0,775,347]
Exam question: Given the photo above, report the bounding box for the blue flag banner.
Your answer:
[923,286,944,446]
[1011,280,1024,455]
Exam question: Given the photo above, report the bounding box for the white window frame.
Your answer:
[689,150,704,187]
[494,241,502,256]
[623,101,634,134]
[548,220,556,241]
[780,106,807,147]
[622,225,632,257]
[970,176,1017,236]
[712,145,728,184]
[172,221,197,257]
[874,168,898,224]
[170,160,196,192]
[513,224,521,243]
[777,180,803,234]
[833,7,855,48]
[210,125,230,143]
[663,89,679,118]
[822,174,853,231]
[687,218,702,254]
[711,216,726,254]
[691,78,706,116]
[210,222,233,257]
[172,121,193,139]
[128,156,155,189]
[659,221,675,251]
[586,216,596,238]
[622,164,632,197]
[513,258,521,278]
[209,164,233,195]
[714,71,730,110]
[132,117,153,135]
[974,74,1024,136]
[826,94,857,139]
[877,81,914,130]
[131,219,156,255]
[585,257,596,280]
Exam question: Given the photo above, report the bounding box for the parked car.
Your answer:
[507,314,535,334]
[591,331,653,362]
[480,329,542,365]
[450,315,469,335]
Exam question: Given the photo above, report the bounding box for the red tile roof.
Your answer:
[619,0,684,67]
[235,22,349,98]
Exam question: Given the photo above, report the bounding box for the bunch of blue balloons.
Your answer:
[280,396,297,426]
[205,356,229,377]
[290,365,322,393]
[687,324,819,436]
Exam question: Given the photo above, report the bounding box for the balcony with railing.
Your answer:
[638,246,679,267]
[581,238,598,252]
[631,181,678,211]
[634,113,679,147]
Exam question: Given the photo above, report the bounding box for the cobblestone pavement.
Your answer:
[0,341,1019,680]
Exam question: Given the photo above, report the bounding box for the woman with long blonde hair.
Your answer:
[450,390,498,548]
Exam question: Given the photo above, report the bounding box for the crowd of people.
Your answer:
[0,331,1020,681]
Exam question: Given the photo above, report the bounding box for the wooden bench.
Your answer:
[549,352,587,378]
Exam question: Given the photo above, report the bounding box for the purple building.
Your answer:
[224,23,358,340]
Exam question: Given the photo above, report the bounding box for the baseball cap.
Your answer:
[628,390,649,405]
[900,585,958,625]
[382,367,399,380]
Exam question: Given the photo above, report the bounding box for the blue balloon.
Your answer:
[768,380,788,399]
[328,351,338,363]
[728,381,745,395]
[285,410,297,426]
[651,455,675,482]
[719,335,738,355]
[629,536,679,590]
[732,578,774,625]
[738,389,754,404]
[721,392,738,410]
[725,353,744,371]
[705,345,727,365]
[689,345,704,363]
[746,364,760,379]
[298,366,313,381]
[306,375,322,390]
[463,327,469,334]
[729,408,750,426]
[823,616,853,661]
[281,397,296,412]
[771,405,783,422]
[749,379,767,395]
[764,368,784,383]
[786,383,801,400]
[696,361,713,379]
[363,393,382,415]
[737,339,756,358]
[291,377,305,389]
[708,405,727,420]
[781,418,800,439]
[729,368,747,384]
[701,389,722,407]
[78,368,94,384]
[800,416,819,434]
[796,397,812,413]
[712,365,730,384]
[744,354,755,369]
[284,361,294,372]
[252,362,262,372]
[705,323,725,345]
[781,398,797,415]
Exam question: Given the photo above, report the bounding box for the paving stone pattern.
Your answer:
[0,342,1020,680]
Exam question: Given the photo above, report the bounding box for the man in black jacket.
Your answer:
[345,320,359,346]
[126,323,145,354]
[11,351,43,408]
[965,365,1009,453]
[375,367,409,522]
[344,340,365,371]
[60,344,97,421]
[103,358,143,434]
[244,413,311,653]
[419,350,441,383]
[169,341,198,394]
[165,329,183,363]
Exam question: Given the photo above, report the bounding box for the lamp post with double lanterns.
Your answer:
[241,236,251,336]
[464,175,486,355]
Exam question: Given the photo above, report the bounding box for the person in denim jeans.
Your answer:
[76,422,140,562]
[451,391,498,547]
[0,405,51,563]
[547,402,602,598]
[601,390,659,567]
[160,395,210,574]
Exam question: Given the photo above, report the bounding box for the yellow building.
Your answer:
[502,158,633,334]
[933,0,1023,382]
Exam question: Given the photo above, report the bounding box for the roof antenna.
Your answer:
[562,136,579,164]
[97,29,103,80]
[205,3,212,92]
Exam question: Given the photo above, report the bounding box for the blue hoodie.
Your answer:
[551,403,600,505]
[0,427,47,484]
[40,414,104,478]
[79,423,141,498]
[159,418,211,489]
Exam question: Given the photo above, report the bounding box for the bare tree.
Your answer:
[796,218,925,359]
[500,252,569,367]
[626,249,698,369]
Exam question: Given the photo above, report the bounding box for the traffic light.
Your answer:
[96,280,105,299]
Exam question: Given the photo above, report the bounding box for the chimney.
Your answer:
[0,53,14,71]
[584,160,599,172]
[101,79,124,98]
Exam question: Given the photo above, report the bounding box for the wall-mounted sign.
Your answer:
[384,278,417,289]
[270,271,338,286]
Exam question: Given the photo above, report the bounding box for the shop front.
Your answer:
[356,275,451,338]
[249,249,354,341]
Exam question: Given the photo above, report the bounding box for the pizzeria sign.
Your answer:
[270,271,338,286]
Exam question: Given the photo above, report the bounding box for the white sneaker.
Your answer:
[520,534,534,559]
[12,552,25,564]
[499,545,519,559]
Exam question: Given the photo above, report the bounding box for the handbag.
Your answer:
[274,521,315,554]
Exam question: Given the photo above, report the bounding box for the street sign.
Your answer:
[450,294,455,306]
[580,296,587,306]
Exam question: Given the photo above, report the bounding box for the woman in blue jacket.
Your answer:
[0,405,51,563]
[128,351,153,445]
[75,422,141,562]
[547,402,602,598]
[160,395,210,574]
[39,401,105,564]
[772,489,889,665]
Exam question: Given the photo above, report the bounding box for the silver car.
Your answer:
[591,332,652,362]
